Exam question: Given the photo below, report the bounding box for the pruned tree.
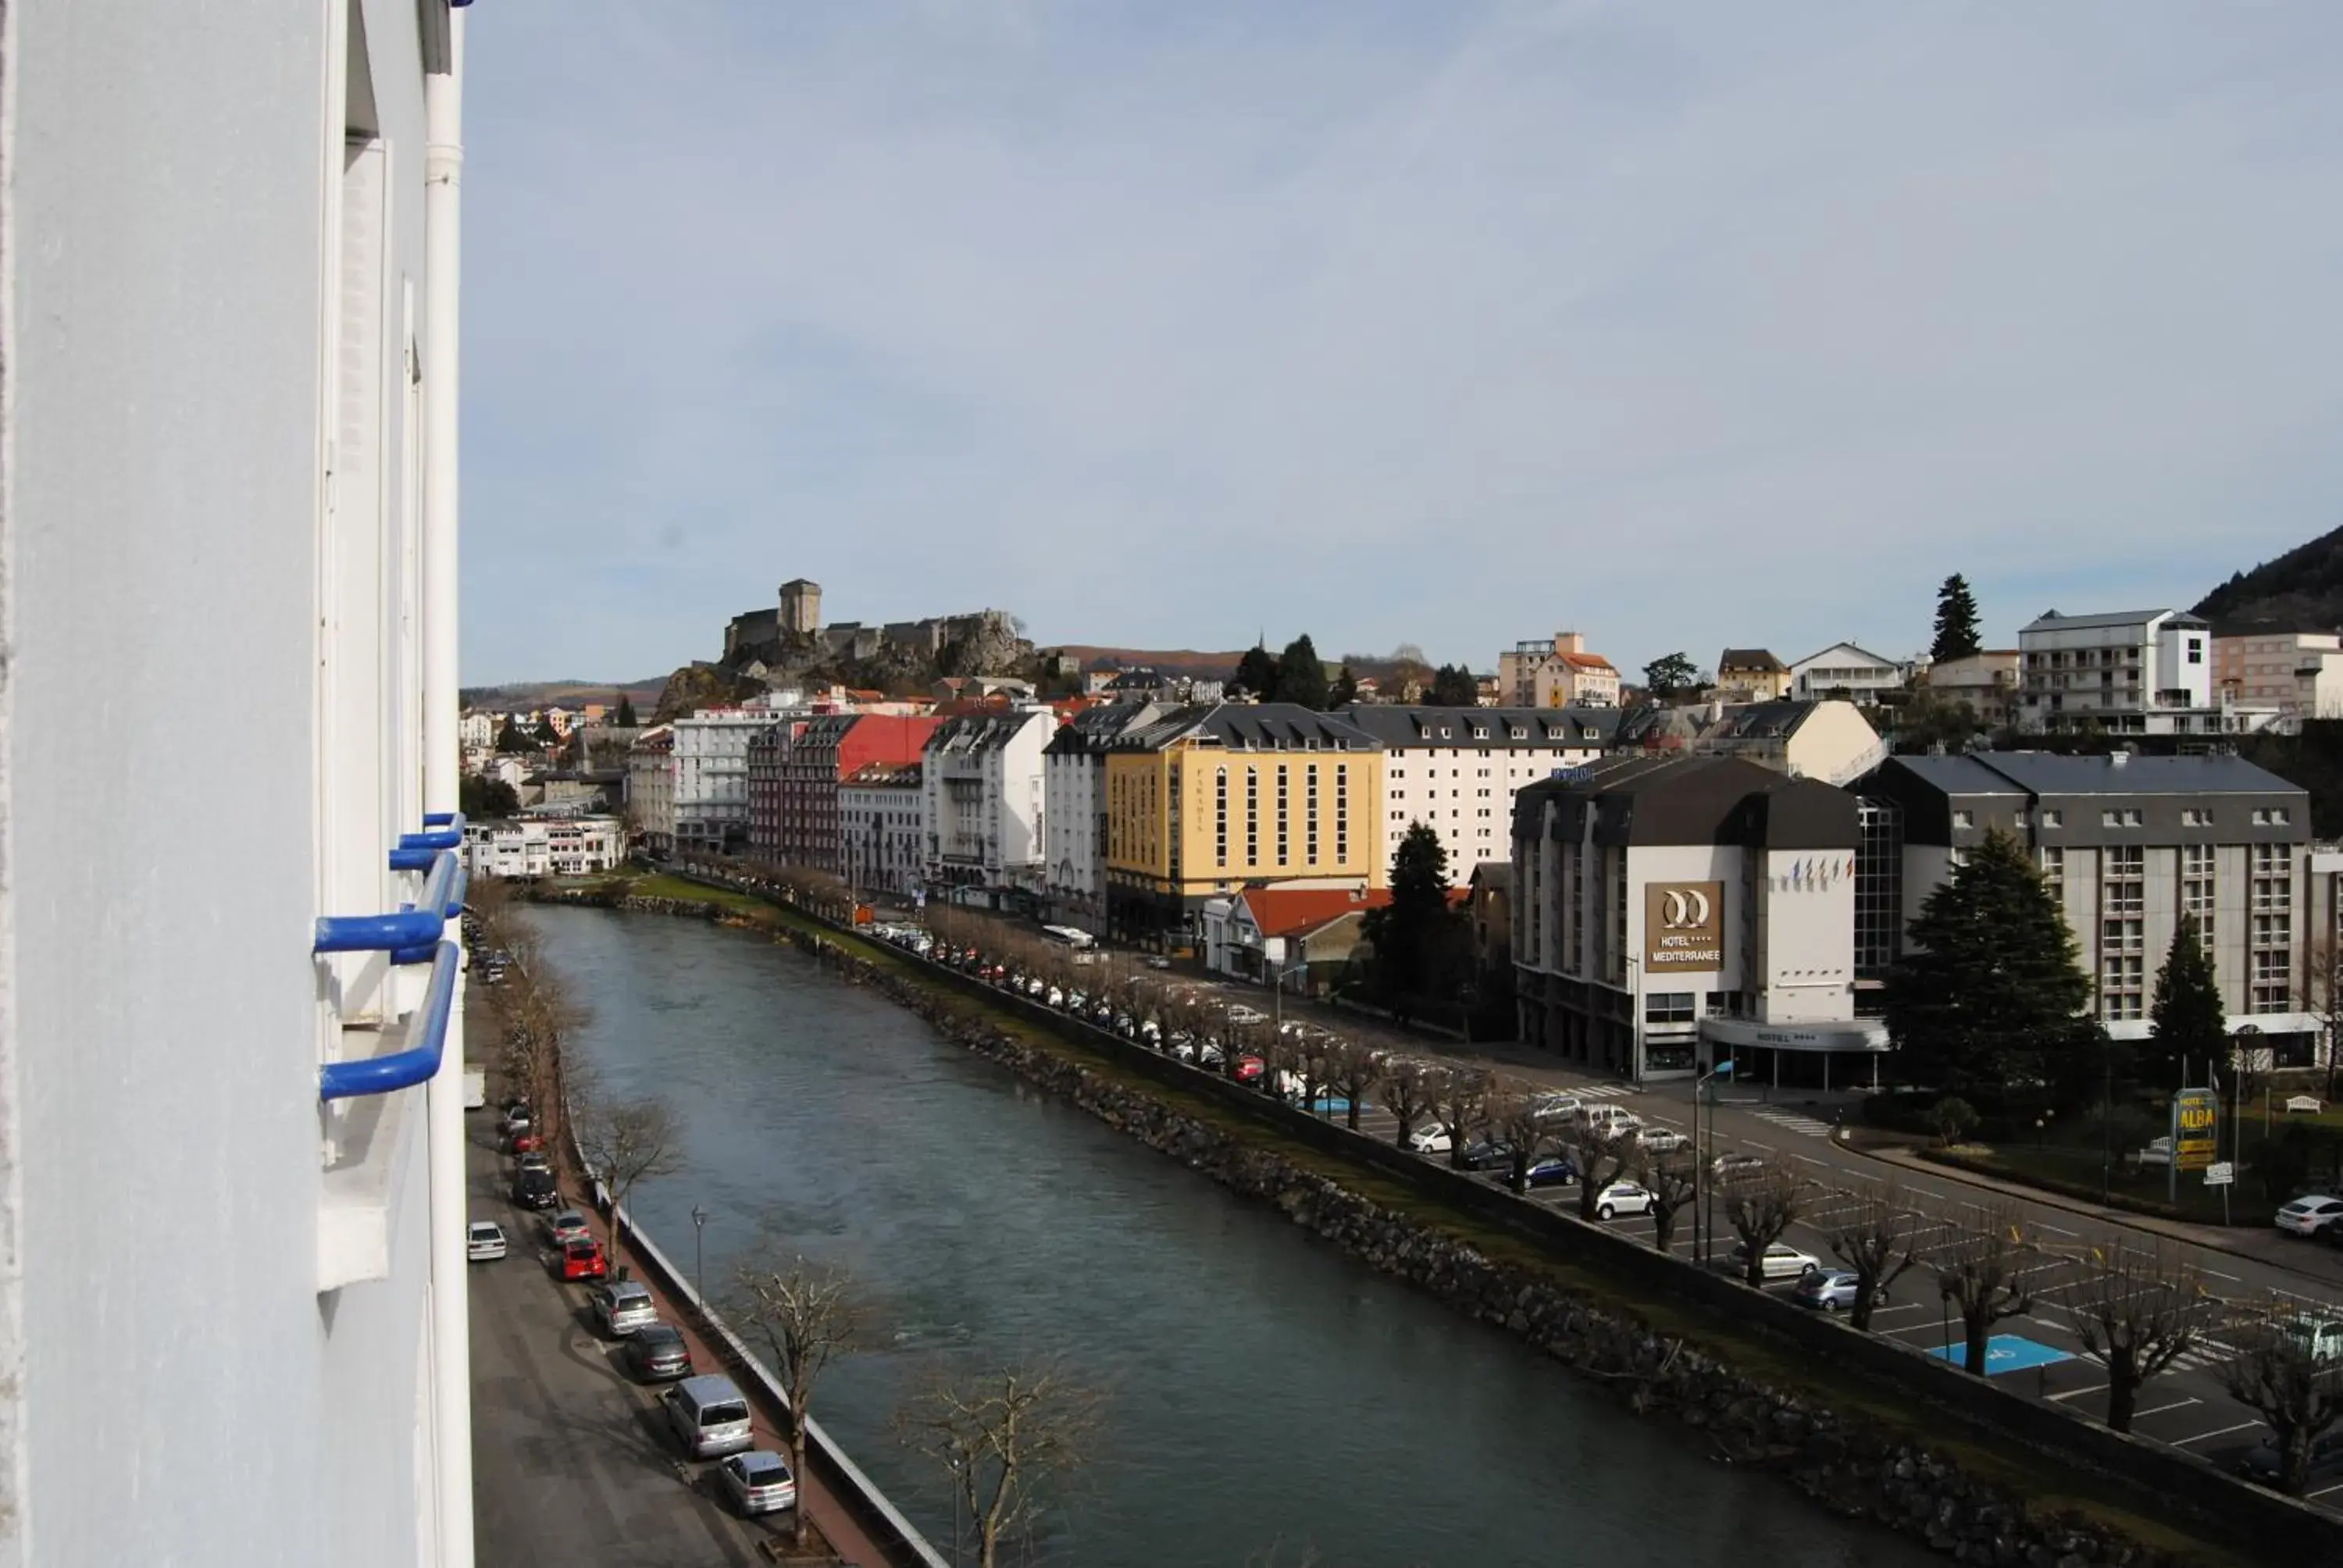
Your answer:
[1636,1153,1699,1253]
[1935,1205,2038,1377]
[1324,1042,1384,1133]
[2060,1241,2216,1432]
[1382,1062,1438,1149]
[573,1093,686,1277]
[2220,1311,2343,1495]
[731,1253,865,1548]
[1724,1165,1810,1286]
[896,1363,1105,1568]
[1555,1121,1634,1222]
[1824,1182,1920,1331]
[2305,928,2343,1103]
[1489,1092,1553,1195]
[1431,1069,1492,1171]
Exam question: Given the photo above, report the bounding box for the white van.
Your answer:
[665,1374,755,1459]
[1582,1103,1642,1138]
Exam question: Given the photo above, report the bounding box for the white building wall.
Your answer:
[5,1,458,1562]
[1385,743,1603,886]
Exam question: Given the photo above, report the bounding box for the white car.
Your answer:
[465,1221,507,1262]
[1733,1241,1824,1281]
[1592,1181,1653,1221]
[1635,1125,1689,1154]
[1225,1005,1268,1027]
[1582,1106,1642,1138]
[2276,1195,2343,1237]
[717,1451,798,1516]
[1407,1124,1453,1156]
[1532,1094,1583,1122]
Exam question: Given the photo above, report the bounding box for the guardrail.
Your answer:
[319,939,459,1101]
[391,809,467,871]
[315,847,466,956]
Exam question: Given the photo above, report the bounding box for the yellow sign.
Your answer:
[1645,881,1724,970]
[2173,1089,2219,1172]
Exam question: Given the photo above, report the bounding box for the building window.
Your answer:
[2040,809,2063,829]
[2100,954,2145,1021]
[2181,807,2213,828]
[1306,764,1320,864]
[2182,843,2216,948]
[1952,810,1973,829]
[1276,766,1289,866]
[2102,846,2144,915]
[2252,843,2291,911]
[1214,767,1228,868]
[1336,765,1349,861]
[1246,768,1259,863]
[1644,992,1695,1025]
[2039,846,2065,894]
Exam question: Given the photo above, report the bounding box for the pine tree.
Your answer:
[1429,664,1479,706]
[1931,574,1983,662]
[1362,823,1455,998]
[615,694,638,728]
[2143,918,2227,1088]
[494,716,528,754]
[1642,653,1699,700]
[1885,829,2094,1092]
[1276,635,1330,710]
[1233,644,1281,701]
[1329,665,1360,707]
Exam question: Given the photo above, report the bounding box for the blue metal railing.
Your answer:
[314,849,465,954]
[390,810,467,869]
[319,939,458,1100]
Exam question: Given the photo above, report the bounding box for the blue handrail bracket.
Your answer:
[316,850,462,954]
[319,940,458,1100]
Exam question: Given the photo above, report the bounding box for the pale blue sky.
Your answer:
[460,2,2343,684]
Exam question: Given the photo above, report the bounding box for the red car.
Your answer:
[1235,1055,1266,1084]
[507,1130,544,1155]
[558,1238,608,1281]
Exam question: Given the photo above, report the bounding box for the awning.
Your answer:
[1699,1017,1891,1054]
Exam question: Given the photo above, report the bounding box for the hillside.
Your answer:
[460,678,667,711]
[1050,644,1254,679]
[2194,523,2343,634]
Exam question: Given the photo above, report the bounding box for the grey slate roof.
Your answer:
[1044,700,1161,756]
[2020,608,2209,634]
[1718,648,1786,672]
[1512,754,1855,849]
[1699,700,1819,742]
[1111,703,1382,753]
[1966,750,2299,798]
[1333,704,1621,750]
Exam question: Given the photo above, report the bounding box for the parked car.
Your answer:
[1226,1005,1268,1027]
[588,1279,658,1337]
[500,1107,533,1136]
[506,1130,544,1156]
[546,1209,592,1247]
[515,1150,551,1176]
[1635,1126,1689,1154]
[716,1450,799,1516]
[1407,1124,1453,1156]
[2238,1427,2343,1489]
[626,1321,694,1382]
[1592,1181,1653,1221]
[465,1221,507,1262]
[1144,954,1173,970]
[1531,1093,1583,1122]
[558,1238,608,1282]
[1044,986,1065,1009]
[2279,1313,2343,1363]
[2276,1195,2343,1238]
[1234,1055,1266,1084]
[664,1374,755,1459]
[1710,1152,1766,1181]
[1582,1105,1642,1138]
[1166,1033,1197,1062]
[1790,1268,1880,1311]
[511,1171,558,1210]
[1522,1154,1580,1188]
[1732,1241,1824,1281]
[1458,1139,1515,1173]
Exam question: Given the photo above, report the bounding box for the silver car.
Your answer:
[716,1450,797,1516]
[589,1279,657,1337]
[665,1374,755,1459]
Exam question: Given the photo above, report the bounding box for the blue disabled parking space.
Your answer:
[1924,1335,2074,1375]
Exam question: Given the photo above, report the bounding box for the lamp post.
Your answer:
[690,1203,709,1312]
[1694,1058,1735,1270]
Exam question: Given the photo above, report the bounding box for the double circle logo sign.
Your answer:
[1660,888,1712,928]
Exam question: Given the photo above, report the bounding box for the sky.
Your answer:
[460,2,2343,686]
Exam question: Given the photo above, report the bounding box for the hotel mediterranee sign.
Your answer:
[1644,881,1724,970]
[2171,1088,2219,1172]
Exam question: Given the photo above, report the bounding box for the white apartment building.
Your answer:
[1042,700,1164,928]
[1497,632,1621,707]
[2216,630,2343,729]
[840,764,926,898]
[626,725,676,853]
[1788,642,1907,704]
[923,708,1056,896]
[670,709,773,855]
[2014,608,2270,736]
[1339,706,1623,886]
[463,817,625,878]
[1511,757,1882,1085]
[458,710,497,749]
[4,1,476,1560]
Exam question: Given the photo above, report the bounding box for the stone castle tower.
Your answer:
[780,578,822,637]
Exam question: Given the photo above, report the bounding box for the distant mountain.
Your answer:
[2195,524,2343,635]
[459,678,667,711]
[1050,645,1254,680]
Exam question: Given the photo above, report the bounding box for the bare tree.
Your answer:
[2307,928,2343,1103]
[1325,1043,1384,1133]
[1554,1121,1634,1222]
[1431,1069,1492,1170]
[2220,1310,2343,1495]
[1724,1165,1810,1287]
[1382,1062,1438,1149]
[1635,1153,1699,1253]
[573,1094,686,1276]
[1824,1181,1921,1331]
[897,1363,1105,1568]
[2060,1241,2216,1432]
[731,1254,865,1548]
[1488,1092,1553,1195]
[1934,1205,2037,1377]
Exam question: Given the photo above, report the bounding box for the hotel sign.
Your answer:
[2172,1088,2219,1172]
[1645,881,1724,970]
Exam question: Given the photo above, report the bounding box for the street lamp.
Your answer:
[1694,1058,1735,1269]
[690,1204,709,1312]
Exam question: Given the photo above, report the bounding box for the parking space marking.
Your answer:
[2308,1481,2343,1501]
[2047,1383,2109,1402]
[2174,1421,2259,1447]
[2131,1397,2202,1420]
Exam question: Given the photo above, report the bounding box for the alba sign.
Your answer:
[1645,881,1724,969]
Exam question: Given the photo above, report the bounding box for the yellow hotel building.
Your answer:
[1102,704,1386,946]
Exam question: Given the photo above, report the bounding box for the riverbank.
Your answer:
[526,879,2305,1567]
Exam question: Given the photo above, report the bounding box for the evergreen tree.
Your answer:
[1233,644,1281,701]
[494,716,529,754]
[1276,635,1330,710]
[615,694,638,728]
[1428,664,1480,706]
[1361,823,1457,998]
[1931,573,1983,662]
[1884,829,2094,1092]
[2142,918,2227,1088]
[1642,652,1699,700]
[533,714,562,747]
[1329,665,1360,707]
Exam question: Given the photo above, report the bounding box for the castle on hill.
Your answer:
[722,578,1018,671]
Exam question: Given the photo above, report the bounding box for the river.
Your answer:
[534,905,1929,1568]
